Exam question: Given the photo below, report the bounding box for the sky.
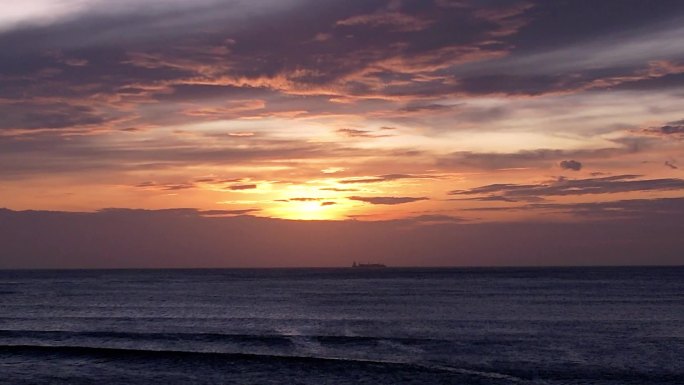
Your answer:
[1,0,684,267]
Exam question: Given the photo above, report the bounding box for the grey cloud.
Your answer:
[660,122,684,135]
[0,133,397,178]
[404,214,465,224]
[526,198,684,219]
[96,207,199,216]
[339,174,437,184]
[449,62,684,96]
[336,128,391,138]
[459,1,684,77]
[1,0,682,126]
[612,72,684,92]
[451,182,541,196]
[437,146,644,170]
[643,119,684,138]
[1,0,683,191]
[0,0,529,109]
[511,1,684,52]
[199,208,261,216]
[560,160,582,171]
[320,187,359,192]
[229,184,258,191]
[456,74,563,96]
[451,175,684,199]
[398,103,455,113]
[133,181,196,191]
[195,177,241,184]
[0,103,117,131]
[162,183,195,191]
[450,194,519,203]
[135,178,250,191]
[288,197,323,202]
[463,196,684,221]
[348,196,428,205]
[1,206,682,268]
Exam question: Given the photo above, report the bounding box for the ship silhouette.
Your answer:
[352,261,387,268]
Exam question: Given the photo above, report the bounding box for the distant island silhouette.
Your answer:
[352,261,387,268]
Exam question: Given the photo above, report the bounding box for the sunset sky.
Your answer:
[1,1,684,267]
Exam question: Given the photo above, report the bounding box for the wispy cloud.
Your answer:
[451,175,684,201]
[1,0,684,228]
[643,119,684,138]
[349,196,428,205]
[560,160,582,171]
[338,174,438,184]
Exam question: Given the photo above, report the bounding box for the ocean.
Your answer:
[0,267,682,384]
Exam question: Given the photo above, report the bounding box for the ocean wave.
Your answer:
[3,343,681,384]
[0,344,456,375]
[0,344,533,385]
[0,329,441,347]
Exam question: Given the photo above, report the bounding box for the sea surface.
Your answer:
[0,267,682,384]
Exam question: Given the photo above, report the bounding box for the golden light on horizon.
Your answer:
[270,200,347,220]
[255,184,352,220]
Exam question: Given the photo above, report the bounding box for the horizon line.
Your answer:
[1,264,682,272]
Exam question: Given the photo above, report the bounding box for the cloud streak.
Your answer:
[560,160,582,171]
[451,175,684,201]
[1,0,684,229]
[349,196,428,205]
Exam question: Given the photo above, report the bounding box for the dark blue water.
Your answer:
[0,267,682,384]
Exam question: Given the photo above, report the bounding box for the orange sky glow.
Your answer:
[1,0,684,267]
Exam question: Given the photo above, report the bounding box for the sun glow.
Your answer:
[272,200,343,220]
[262,184,357,220]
